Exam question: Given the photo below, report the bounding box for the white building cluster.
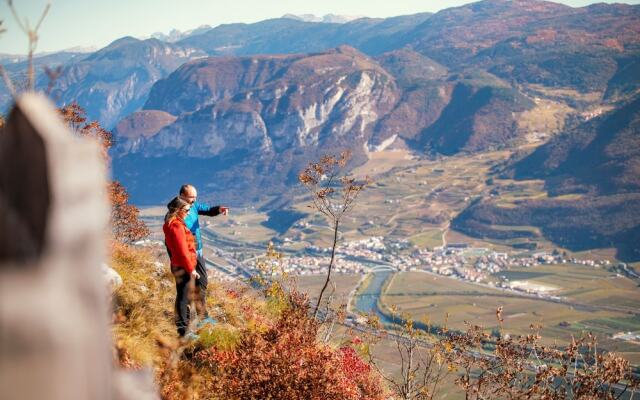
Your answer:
[188,231,624,293]
[405,246,617,292]
[258,255,368,276]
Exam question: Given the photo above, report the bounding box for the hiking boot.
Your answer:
[197,317,217,328]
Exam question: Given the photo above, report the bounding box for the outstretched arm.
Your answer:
[195,202,228,217]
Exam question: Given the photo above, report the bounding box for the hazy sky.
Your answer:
[1,0,638,55]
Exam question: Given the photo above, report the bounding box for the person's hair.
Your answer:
[165,196,190,223]
[179,184,194,196]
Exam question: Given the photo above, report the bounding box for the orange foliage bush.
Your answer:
[159,290,386,400]
[109,181,150,243]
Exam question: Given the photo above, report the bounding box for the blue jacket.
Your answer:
[183,201,221,255]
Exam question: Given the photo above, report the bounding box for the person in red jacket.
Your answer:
[163,196,199,337]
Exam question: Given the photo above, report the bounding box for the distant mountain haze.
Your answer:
[47,37,206,128]
[4,0,637,126]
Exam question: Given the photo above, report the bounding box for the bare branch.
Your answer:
[0,65,17,100]
[6,1,52,90]
[7,0,28,34]
[34,2,51,32]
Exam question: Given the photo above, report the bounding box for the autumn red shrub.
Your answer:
[340,346,386,399]
[160,289,388,400]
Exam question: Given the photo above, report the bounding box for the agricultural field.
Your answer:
[296,274,361,305]
[139,206,167,241]
[516,97,574,143]
[525,83,604,104]
[283,149,601,257]
[286,150,513,249]
[383,270,640,364]
[205,207,277,244]
[408,228,444,248]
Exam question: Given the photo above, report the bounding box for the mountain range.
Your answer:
[1,0,639,259]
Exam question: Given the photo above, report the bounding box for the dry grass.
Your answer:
[408,229,444,249]
[110,243,393,399]
[351,149,417,178]
[111,243,176,365]
[110,243,279,367]
[527,84,603,102]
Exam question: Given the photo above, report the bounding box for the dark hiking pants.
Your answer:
[171,266,192,337]
[195,254,209,319]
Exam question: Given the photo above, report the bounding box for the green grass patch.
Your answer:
[198,323,242,351]
[582,316,640,332]
[409,230,443,249]
[490,224,540,234]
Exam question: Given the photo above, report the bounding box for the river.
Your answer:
[353,270,396,325]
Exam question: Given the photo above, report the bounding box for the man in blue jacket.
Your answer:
[179,184,228,323]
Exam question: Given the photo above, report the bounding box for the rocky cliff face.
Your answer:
[112,47,401,203]
[113,110,177,154]
[124,46,399,158]
[112,46,542,203]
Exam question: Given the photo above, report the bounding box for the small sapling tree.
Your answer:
[298,150,369,318]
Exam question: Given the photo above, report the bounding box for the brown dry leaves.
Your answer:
[298,150,370,222]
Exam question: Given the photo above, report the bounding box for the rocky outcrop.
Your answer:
[102,263,123,292]
[113,110,177,153]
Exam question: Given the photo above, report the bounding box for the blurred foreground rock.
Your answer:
[0,93,157,399]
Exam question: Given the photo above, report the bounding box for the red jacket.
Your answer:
[163,217,197,273]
